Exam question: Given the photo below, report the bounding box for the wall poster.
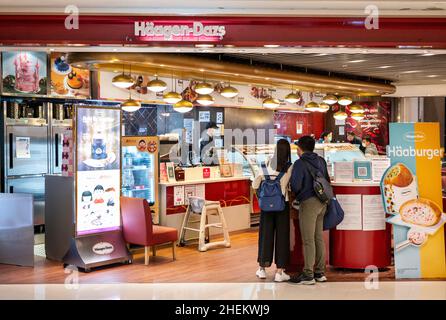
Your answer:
[75,107,121,236]
[381,122,446,279]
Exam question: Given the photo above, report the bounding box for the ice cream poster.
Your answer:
[2,51,47,95]
[76,107,120,172]
[50,52,90,98]
[381,122,446,279]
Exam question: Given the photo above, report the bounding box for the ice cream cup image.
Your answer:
[395,228,428,251]
[383,163,418,214]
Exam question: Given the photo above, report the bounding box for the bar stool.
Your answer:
[178,196,231,252]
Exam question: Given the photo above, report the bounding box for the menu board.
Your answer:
[336,194,362,230]
[372,158,391,182]
[75,107,121,235]
[50,52,90,98]
[2,51,47,95]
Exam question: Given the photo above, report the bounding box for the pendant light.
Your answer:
[348,104,364,113]
[317,102,330,112]
[196,94,215,106]
[195,81,214,95]
[173,99,193,113]
[285,86,301,104]
[263,88,280,109]
[147,73,167,92]
[121,99,141,112]
[351,112,365,121]
[305,101,320,112]
[220,81,239,98]
[112,64,134,89]
[163,73,182,104]
[333,110,348,120]
[338,96,353,106]
[322,94,338,105]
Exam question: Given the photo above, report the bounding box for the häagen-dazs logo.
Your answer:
[404,131,426,142]
[92,242,114,255]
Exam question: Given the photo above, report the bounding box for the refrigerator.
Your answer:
[122,136,159,224]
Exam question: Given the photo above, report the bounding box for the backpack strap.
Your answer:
[260,162,271,180]
[300,158,321,179]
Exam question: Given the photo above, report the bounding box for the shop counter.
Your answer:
[159,176,252,235]
[329,181,392,269]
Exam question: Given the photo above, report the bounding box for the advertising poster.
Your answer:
[50,52,90,98]
[2,51,47,95]
[76,107,121,235]
[381,123,446,278]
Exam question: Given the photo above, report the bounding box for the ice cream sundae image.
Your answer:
[396,228,428,251]
[53,55,71,75]
[82,130,117,168]
[14,52,41,93]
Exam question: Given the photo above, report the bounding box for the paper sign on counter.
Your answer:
[372,158,391,182]
[333,161,353,182]
[173,185,185,206]
[362,195,386,231]
[336,194,362,230]
[16,137,31,159]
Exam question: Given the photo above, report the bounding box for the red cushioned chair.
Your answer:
[121,197,178,265]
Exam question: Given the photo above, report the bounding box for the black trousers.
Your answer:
[257,202,290,269]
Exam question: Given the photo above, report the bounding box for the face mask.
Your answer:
[362,143,367,147]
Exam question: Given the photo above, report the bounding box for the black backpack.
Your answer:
[300,158,334,205]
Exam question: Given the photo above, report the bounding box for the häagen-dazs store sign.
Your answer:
[134,21,226,41]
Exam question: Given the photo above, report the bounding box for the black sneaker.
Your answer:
[314,272,328,282]
[288,273,316,285]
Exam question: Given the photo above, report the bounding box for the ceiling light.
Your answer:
[263,97,280,109]
[173,100,193,113]
[427,75,439,78]
[401,70,420,74]
[285,92,301,104]
[221,85,239,98]
[338,96,353,106]
[349,60,366,63]
[163,91,182,104]
[351,112,365,121]
[348,104,364,113]
[121,99,141,112]
[333,110,348,120]
[112,73,134,89]
[195,44,215,48]
[378,65,392,69]
[322,94,338,105]
[147,77,167,92]
[195,81,214,95]
[314,53,329,56]
[305,101,320,112]
[317,103,330,113]
[263,44,280,48]
[196,94,215,106]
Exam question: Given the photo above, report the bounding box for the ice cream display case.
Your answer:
[122,136,159,224]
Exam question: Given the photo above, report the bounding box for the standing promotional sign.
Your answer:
[381,123,446,278]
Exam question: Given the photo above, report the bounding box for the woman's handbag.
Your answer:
[323,197,344,230]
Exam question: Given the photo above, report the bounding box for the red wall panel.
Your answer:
[274,111,326,141]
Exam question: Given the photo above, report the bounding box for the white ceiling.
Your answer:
[2,0,446,16]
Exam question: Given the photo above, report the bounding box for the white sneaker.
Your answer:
[256,268,267,279]
[274,271,291,282]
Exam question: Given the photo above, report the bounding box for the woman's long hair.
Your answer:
[270,139,291,172]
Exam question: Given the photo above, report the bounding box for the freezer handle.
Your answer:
[9,186,13,193]
[55,133,59,168]
[9,133,13,169]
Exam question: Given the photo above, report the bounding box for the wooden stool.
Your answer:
[179,196,231,252]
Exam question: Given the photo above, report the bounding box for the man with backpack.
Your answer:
[289,136,331,285]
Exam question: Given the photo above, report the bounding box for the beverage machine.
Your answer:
[2,98,73,226]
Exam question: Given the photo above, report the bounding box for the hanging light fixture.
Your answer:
[112,65,134,89]
[163,73,182,104]
[121,99,141,112]
[195,81,214,95]
[338,96,353,106]
[196,94,215,106]
[348,104,364,113]
[351,112,365,121]
[285,86,301,104]
[220,83,239,98]
[317,102,330,112]
[305,101,320,112]
[173,100,193,113]
[333,110,348,120]
[147,74,167,92]
[262,97,280,109]
[322,94,338,105]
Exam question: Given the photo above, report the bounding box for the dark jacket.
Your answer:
[350,136,366,153]
[290,152,330,202]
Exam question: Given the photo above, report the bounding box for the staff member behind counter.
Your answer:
[199,121,220,166]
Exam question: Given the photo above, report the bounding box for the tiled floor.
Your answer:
[1,282,446,300]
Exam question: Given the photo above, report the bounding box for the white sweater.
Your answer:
[252,163,293,201]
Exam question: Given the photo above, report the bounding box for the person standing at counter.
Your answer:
[200,121,219,165]
[362,135,378,156]
[346,131,365,153]
[289,136,329,285]
[318,131,333,144]
[252,139,293,282]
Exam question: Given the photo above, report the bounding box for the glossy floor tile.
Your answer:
[0,282,445,300]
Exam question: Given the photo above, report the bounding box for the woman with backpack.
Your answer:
[252,139,293,282]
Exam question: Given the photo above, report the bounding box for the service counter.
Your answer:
[159,176,252,236]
